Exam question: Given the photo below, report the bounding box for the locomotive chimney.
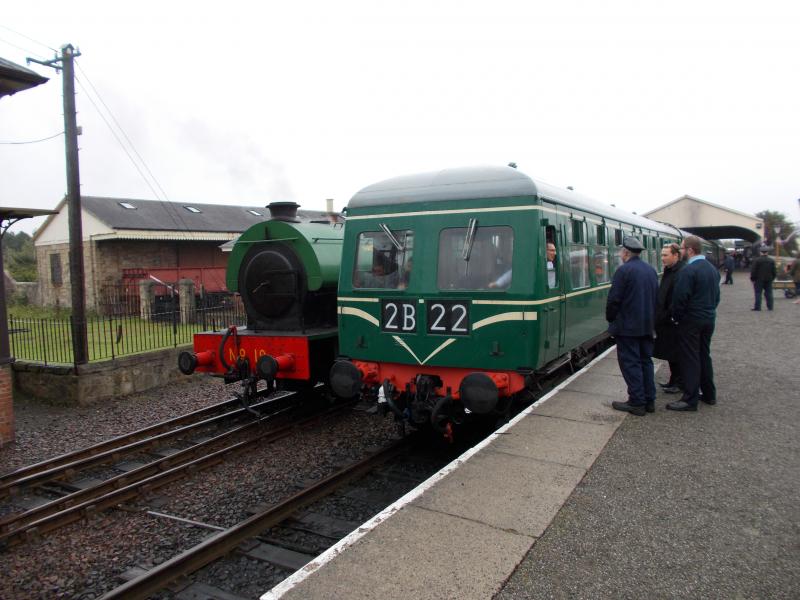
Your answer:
[267,201,300,222]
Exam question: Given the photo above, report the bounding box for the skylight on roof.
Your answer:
[184,206,201,213]
[119,202,137,210]
[247,209,262,216]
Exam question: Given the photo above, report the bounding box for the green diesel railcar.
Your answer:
[330,166,683,435]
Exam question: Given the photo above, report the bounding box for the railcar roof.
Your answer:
[348,166,677,234]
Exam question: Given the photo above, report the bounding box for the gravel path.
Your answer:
[0,374,400,599]
[0,376,232,475]
[498,275,800,599]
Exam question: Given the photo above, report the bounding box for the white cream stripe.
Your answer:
[472,311,537,330]
[337,297,380,303]
[391,335,423,364]
[422,338,457,364]
[338,306,379,326]
[346,204,545,220]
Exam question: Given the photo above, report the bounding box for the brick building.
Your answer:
[33,197,331,312]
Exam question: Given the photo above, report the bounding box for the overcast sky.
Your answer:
[2,0,798,236]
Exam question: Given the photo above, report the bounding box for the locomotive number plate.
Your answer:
[381,299,417,333]
[426,300,470,336]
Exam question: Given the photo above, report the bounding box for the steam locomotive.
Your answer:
[178,202,342,405]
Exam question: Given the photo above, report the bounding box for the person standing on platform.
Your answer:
[606,236,659,416]
[723,252,735,285]
[788,257,800,304]
[667,235,720,412]
[750,246,777,311]
[653,243,685,394]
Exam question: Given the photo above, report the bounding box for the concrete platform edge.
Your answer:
[262,344,619,600]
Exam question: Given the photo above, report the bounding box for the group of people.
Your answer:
[605,235,719,416]
[723,245,800,309]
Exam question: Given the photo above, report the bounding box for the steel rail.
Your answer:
[0,393,287,500]
[0,405,292,536]
[0,400,355,549]
[99,437,411,600]
[0,396,243,487]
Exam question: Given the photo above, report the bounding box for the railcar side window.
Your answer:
[438,226,513,290]
[353,230,414,289]
[569,245,589,289]
[593,248,610,283]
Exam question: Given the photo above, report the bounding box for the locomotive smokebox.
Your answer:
[330,360,363,399]
[459,373,499,414]
[267,202,300,222]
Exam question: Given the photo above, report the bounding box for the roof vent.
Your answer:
[267,202,300,222]
[119,202,137,210]
[184,206,201,213]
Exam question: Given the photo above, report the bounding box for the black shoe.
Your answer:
[612,401,646,416]
[662,386,682,394]
[751,308,761,311]
[666,400,697,412]
[700,396,717,405]
[646,401,655,413]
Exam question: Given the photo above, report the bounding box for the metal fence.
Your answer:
[8,300,246,366]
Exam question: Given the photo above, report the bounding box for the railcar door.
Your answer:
[541,208,567,363]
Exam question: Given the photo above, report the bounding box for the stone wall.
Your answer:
[0,364,13,446]
[12,345,193,406]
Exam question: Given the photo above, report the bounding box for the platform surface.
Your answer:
[264,278,800,599]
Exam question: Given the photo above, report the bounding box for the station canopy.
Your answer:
[643,195,764,242]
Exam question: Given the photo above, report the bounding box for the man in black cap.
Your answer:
[667,235,720,411]
[749,245,777,311]
[606,236,659,416]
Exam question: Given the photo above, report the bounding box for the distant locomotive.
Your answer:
[178,203,343,402]
[329,166,721,438]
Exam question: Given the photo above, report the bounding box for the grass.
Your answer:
[7,305,245,365]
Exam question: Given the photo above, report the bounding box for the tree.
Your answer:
[1,231,38,282]
[756,210,799,256]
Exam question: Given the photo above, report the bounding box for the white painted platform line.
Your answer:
[262,345,618,600]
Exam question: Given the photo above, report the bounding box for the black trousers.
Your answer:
[753,280,774,310]
[678,319,716,408]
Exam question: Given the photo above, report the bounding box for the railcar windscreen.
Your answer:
[438,226,513,290]
[352,230,414,289]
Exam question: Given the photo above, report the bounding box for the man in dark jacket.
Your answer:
[750,246,777,310]
[723,252,735,285]
[653,242,685,394]
[606,236,659,416]
[668,235,721,411]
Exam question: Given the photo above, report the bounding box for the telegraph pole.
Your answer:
[28,44,88,364]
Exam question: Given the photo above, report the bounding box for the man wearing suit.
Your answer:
[606,236,659,416]
[750,246,777,311]
[667,235,721,412]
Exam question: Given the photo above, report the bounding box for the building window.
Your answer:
[247,210,262,216]
[118,202,136,210]
[50,253,63,286]
[184,206,201,213]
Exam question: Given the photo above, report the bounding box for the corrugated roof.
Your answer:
[80,197,271,232]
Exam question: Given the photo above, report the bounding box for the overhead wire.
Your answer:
[73,60,191,232]
[0,132,64,145]
[0,24,57,53]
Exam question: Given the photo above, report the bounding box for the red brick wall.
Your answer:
[0,364,14,446]
[35,240,231,308]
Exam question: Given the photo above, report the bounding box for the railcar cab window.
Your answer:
[438,225,513,290]
[352,228,413,289]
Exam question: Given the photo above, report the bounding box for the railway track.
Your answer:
[100,437,415,599]
[0,392,354,549]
